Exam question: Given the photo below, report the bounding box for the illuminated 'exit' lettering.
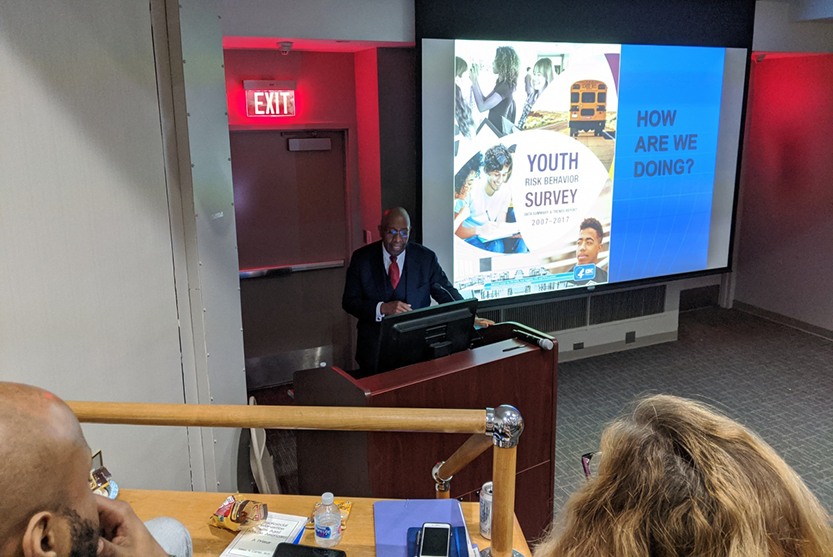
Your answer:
[246,89,295,117]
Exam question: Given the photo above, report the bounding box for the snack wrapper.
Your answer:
[210,494,269,532]
[305,500,353,529]
[89,466,119,499]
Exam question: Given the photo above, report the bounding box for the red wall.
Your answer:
[223,49,380,250]
[355,48,382,242]
[734,53,833,329]
[225,49,357,127]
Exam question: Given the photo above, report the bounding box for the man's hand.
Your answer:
[96,496,168,557]
[380,301,412,316]
[475,317,495,328]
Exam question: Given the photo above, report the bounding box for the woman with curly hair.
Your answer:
[535,394,833,557]
[470,46,520,137]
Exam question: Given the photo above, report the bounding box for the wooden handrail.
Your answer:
[434,433,494,499]
[68,402,486,433]
[67,401,519,557]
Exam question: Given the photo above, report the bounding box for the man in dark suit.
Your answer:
[343,207,490,372]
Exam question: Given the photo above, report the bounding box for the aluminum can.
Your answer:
[479,481,493,539]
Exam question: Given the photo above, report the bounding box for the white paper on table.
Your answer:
[221,512,308,557]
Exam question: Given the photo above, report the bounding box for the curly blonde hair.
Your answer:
[535,395,833,557]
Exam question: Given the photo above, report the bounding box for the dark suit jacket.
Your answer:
[342,241,461,371]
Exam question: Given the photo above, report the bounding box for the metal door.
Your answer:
[230,130,353,389]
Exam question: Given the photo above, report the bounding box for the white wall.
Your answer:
[0,0,249,492]
[791,0,833,22]
[220,0,415,42]
[753,0,833,52]
[0,0,193,489]
[175,0,249,491]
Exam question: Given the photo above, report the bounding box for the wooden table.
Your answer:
[120,490,531,557]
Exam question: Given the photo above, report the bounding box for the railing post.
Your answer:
[482,405,524,557]
[489,446,518,557]
[432,433,495,498]
[433,461,452,498]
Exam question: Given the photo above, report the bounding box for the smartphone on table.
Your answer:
[418,522,452,557]
[272,543,346,557]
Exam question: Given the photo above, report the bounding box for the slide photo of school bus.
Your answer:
[569,80,608,137]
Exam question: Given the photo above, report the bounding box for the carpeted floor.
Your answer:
[553,306,833,517]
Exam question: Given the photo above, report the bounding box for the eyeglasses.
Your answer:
[581,451,602,479]
[384,228,410,238]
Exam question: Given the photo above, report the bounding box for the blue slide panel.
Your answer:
[610,45,725,283]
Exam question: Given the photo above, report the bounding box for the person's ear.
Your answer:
[21,511,63,557]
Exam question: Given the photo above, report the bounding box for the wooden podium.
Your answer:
[293,325,558,541]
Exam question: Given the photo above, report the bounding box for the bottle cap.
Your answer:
[322,492,334,505]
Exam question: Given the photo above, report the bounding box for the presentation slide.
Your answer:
[439,39,743,302]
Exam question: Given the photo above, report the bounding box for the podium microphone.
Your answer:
[513,329,554,351]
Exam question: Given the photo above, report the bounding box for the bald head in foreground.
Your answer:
[0,382,168,557]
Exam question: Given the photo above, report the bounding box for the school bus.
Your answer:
[569,80,607,137]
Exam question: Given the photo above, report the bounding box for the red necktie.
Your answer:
[389,255,400,289]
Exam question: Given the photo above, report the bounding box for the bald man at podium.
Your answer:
[342,207,490,372]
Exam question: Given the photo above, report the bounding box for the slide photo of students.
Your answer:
[539,176,612,282]
[468,46,521,138]
[454,56,475,146]
[517,57,555,130]
[452,40,619,301]
[454,144,528,254]
[571,217,609,285]
[450,40,736,302]
[455,40,620,167]
[452,133,612,299]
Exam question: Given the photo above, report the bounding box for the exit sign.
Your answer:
[243,80,296,117]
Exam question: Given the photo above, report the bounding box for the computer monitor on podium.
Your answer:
[373,298,478,374]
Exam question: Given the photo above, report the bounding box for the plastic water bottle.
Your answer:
[314,492,342,547]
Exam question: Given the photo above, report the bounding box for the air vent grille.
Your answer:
[480,285,668,333]
[589,285,666,325]
[503,297,588,332]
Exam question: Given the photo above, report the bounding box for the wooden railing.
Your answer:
[67,401,522,557]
